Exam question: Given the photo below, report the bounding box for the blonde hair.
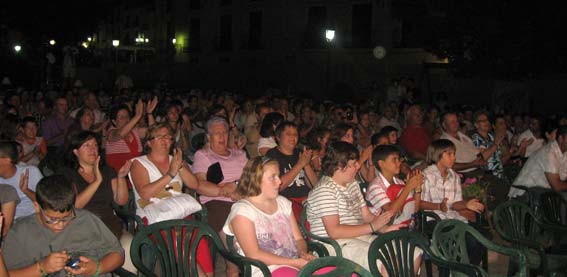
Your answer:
[236,157,279,197]
[426,139,456,165]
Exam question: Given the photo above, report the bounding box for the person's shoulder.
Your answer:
[10,213,39,232]
[265,147,280,157]
[18,164,42,175]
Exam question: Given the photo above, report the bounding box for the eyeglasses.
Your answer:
[150,135,173,141]
[40,208,76,225]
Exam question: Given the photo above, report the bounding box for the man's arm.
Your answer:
[545,172,567,192]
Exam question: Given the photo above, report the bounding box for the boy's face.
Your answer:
[378,153,401,175]
[34,202,75,233]
[23,122,38,139]
[440,149,456,169]
[387,131,398,144]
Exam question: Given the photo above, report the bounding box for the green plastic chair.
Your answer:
[297,256,373,277]
[368,229,485,277]
[112,190,145,234]
[130,219,270,277]
[539,191,567,226]
[493,200,567,276]
[432,219,529,276]
[300,204,342,257]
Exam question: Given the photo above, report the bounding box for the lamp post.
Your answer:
[325,29,335,95]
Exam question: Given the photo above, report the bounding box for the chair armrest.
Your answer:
[307,240,330,257]
[217,248,272,277]
[112,267,137,277]
[427,252,486,277]
[307,233,343,257]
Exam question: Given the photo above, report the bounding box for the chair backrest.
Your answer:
[113,189,144,234]
[297,256,373,277]
[432,220,479,265]
[493,200,542,244]
[539,191,567,225]
[369,229,484,277]
[130,219,224,276]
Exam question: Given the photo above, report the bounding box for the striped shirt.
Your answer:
[306,176,366,237]
[366,172,416,224]
[104,128,142,155]
[421,165,467,222]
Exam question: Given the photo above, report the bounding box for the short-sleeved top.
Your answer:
[366,173,415,224]
[400,125,431,158]
[3,209,123,277]
[0,164,43,218]
[257,137,277,156]
[192,146,248,204]
[223,196,298,276]
[265,148,311,199]
[441,131,480,173]
[16,137,47,166]
[421,165,467,222]
[0,184,20,205]
[510,140,567,198]
[517,129,545,158]
[306,176,366,237]
[471,132,504,179]
[57,166,122,238]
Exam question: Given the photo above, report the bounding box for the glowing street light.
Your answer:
[87,37,92,42]
[144,38,149,43]
[172,38,177,44]
[82,42,89,48]
[112,40,120,47]
[14,45,22,53]
[49,40,56,46]
[325,29,335,42]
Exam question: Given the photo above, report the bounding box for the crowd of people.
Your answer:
[0,77,566,276]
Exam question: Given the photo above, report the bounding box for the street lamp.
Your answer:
[49,40,56,46]
[87,37,92,42]
[14,45,22,53]
[325,28,335,95]
[112,40,120,47]
[172,38,177,44]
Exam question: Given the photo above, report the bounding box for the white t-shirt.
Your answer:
[257,137,277,156]
[510,141,567,197]
[517,129,545,158]
[0,164,43,218]
[223,196,298,277]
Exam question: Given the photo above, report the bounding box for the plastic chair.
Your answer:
[493,200,567,276]
[432,219,529,276]
[413,210,442,277]
[300,205,342,257]
[368,229,485,277]
[297,256,373,277]
[539,191,567,226]
[130,219,270,277]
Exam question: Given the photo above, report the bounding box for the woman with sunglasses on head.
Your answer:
[58,131,129,239]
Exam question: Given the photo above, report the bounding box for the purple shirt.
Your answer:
[193,146,248,204]
[41,114,73,146]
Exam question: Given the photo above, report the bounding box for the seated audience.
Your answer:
[0,141,42,219]
[16,116,46,167]
[306,141,402,271]
[58,131,129,238]
[258,112,284,156]
[509,125,567,199]
[517,115,545,158]
[223,157,317,276]
[366,145,423,226]
[0,184,19,237]
[399,105,431,162]
[3,175,124,277]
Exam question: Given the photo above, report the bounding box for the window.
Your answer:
[304,6,327,48]
[220,14,232,50]
[351,3,372,48]
[249,11,263,50]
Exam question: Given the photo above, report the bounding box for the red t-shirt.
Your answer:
[400,125,431,157]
